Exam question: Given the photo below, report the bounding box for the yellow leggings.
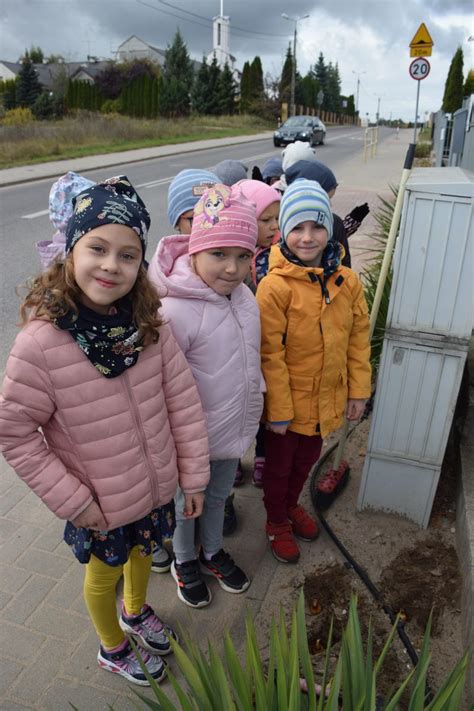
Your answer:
[83,546,152,649]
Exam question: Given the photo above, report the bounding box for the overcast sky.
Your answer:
[1,0,472,121]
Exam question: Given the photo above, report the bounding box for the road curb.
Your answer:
[0,132,273,188]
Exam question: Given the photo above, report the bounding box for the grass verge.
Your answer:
[0,112,274,169]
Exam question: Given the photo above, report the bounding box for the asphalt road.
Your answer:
[0,125,390,370]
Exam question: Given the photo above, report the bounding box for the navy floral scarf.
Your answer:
[55,300,144,378]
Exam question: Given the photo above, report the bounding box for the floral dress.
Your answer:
[64,502,175,566]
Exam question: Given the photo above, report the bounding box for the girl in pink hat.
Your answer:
[148,183,264,609]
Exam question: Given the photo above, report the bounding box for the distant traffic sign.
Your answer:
[409,57,430,81]
[410,23,433,57]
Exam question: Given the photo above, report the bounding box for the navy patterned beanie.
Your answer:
[65,176,151,256]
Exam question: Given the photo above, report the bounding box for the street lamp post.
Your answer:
[282,12,309,117]
[352,70,366,114]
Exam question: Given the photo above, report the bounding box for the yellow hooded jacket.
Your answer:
[257,245,371,438]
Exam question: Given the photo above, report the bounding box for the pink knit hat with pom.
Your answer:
[188,183,258,255]
[236,179,281,218]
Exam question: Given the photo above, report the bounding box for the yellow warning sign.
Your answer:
[410,23,434,57]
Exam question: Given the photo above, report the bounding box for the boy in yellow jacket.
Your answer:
[257,178,371,563]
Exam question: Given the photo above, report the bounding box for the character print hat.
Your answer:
[188,183,258,256]
[279,178,334,243]
[237,179,281,218]
[167,169,219,228]
[285,159,338,194]
[36,171,96,269]
[65,176,151,256]
[261,157,283,181]
[281,140,317,172]
[213,159,248,186]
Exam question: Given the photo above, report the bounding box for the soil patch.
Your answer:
[380,539,461,634]
[293,418,466,704]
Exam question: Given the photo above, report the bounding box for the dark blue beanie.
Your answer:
[65,176,150,256]
[285,160,338,194]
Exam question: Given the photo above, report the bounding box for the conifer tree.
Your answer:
[325,62,341,112]
[463,68,474,97]
[207,54,222,114]
[300,72,318,109]
[250,56,264,102]
[160,29,194,117]
[16,54,42,108]
[442,47,464,113]
[192,56,211,114]
[217,61,236,114]
[313,53,328,109]
[279,44,293,106]
[240,61,252,113]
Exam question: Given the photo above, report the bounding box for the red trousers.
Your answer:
[263,430,322,523]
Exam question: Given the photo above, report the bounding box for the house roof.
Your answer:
[0,60,112,88]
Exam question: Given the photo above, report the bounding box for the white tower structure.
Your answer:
[207,0,234,70]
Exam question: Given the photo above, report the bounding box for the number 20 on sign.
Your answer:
[409,57,430,81]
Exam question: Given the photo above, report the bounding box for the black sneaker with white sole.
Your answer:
[98,640,167,686]
[199,548,250,593]
[170,559,212,608]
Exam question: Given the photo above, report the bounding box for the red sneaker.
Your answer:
[265,521,300,563]
[288,505,319,541]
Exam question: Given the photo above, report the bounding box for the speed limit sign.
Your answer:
[409,57,430,80]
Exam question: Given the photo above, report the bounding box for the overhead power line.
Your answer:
[137,0,289,41]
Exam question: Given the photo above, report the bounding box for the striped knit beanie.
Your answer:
[279,178,333,243]
[167,169,219,228]
[188,183,258,255]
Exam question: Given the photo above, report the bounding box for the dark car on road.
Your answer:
[273,115,326,147]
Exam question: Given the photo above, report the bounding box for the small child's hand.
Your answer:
[266,422,289,435]
[72,500,108,530]
[183,492,204,519]
[346,399,367,421]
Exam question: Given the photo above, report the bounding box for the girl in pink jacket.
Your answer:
[0,177,210,687]
[148,183,263,609]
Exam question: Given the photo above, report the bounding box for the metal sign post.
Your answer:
[409,57,430,143]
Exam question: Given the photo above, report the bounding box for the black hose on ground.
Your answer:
[309,416,434,701]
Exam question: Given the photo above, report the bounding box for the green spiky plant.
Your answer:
[124,592,468,710]
[359,188,397,375]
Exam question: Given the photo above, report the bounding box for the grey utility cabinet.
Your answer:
[358,168,473,527]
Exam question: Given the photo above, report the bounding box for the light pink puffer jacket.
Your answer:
[0,320,210,529]
[148,234,264,460]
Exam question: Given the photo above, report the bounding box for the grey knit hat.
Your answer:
[214,160,248,186]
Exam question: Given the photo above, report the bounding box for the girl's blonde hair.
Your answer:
[20,257,162,346]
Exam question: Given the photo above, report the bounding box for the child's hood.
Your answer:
[148,233,222,302]
[267,244,324,280]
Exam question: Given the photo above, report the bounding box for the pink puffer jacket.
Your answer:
[0,320,210,529]
[148,234,264,460]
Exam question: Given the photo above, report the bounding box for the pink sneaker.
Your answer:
[252,457,265,488]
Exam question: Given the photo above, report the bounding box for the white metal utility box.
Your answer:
[387,168,473,340]
[358,168,473,528]
[357,334,467,527]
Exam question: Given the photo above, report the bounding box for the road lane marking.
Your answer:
[22,209,49,219]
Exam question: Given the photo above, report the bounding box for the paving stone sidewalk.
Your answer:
[3,129,471,710]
